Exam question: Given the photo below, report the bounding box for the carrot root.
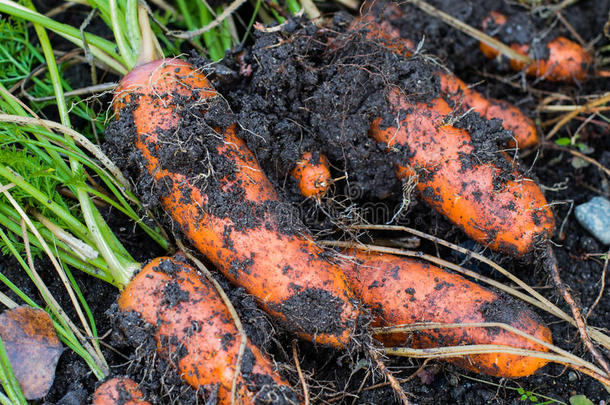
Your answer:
[117,254,300,404]
[113,59,360,348]
[369,87,554,256]
[341,250,553,378]
[480,11,593,82]
[92,377,151,405]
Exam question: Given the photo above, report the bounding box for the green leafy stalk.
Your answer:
[198,3,225,61]
[0,0,127,74]
[0,336,27,405]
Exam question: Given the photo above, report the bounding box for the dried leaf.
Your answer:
[0,306,64,399]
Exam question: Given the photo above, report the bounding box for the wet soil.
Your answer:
[2,0,610,404]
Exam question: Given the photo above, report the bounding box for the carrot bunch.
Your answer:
[113,58,360,349]
[480,11,593,82]
[351,11,539,149]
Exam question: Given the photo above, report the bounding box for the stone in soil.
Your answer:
[575,196,610,245]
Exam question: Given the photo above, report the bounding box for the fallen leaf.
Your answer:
[0,306,64,400]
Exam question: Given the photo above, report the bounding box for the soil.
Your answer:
[2,0,609,404]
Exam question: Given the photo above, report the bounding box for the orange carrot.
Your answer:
[438,73,538,148]
[291,152,332,200]
[117,254,299,403]
[352,15,538,148]
[369,87,554,256]
[113,58,360,348]
[480,11,592,82]
[340,250,553,378]
[92,377,151,405]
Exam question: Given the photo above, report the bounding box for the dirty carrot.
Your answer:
[112,58,360,348]
[92,377,151,405]
[117,254,299,403]
[480,11,593,82]
[369,87,554,256]
[353,14,538,148]
[291,151,332,199]
[341,250,553,378]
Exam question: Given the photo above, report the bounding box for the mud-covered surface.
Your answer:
[2,0,610,404]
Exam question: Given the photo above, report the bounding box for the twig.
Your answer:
[368,348,411,405]
[544,247,610,375]
[545,92,610,140]
[292,340,310,405]
[176,240,246,405]
[362,359,430,393]
[351,370,370,405]
[335,0,359,10]
[586,250,609,320]
[0,291,17,309]
[403,0,532,65]
[383,344,610,386]
[544,142,610,178]
[300,0,321,19]
[25,83,117,102]
[167,0,248,39]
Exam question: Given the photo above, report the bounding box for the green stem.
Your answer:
[126,0,141,53]
[217,5,233,51]
[285,0,301,14]
[0,337,27,405]
[0,0,127,74]
[110,0,136,67]
[198,3,224,61]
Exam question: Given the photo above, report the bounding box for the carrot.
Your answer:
[480,11,593,82]
[369,87,554,256]
[438,74,538,149]
[117,254,299,403]
[92,377,151,405]
[291,151,332,200]
[353,15,538,148]
[113,58,360,348]
[341,250,552,378]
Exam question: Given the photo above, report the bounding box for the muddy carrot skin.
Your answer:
[438,74,538,148]
[353,16,538,148]
[291,152,332,199]
[113,58,359,348]
[92,377,151,405]
[118,255,300,403]
[341,250,552,378]
[480,11,592,82]
[369,87,554,256]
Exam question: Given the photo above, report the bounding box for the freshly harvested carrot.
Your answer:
[352,15,538,148]
[341,250,552,378]
[438,74,538,148]
[369,87,554,256]
[118,254,299,403]
[92,377,151,405]
[113,58,360,348]
[480,11,593,82]
[291,152,332,199]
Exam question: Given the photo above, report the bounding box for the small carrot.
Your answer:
[291,151,332,200]
[369,87,554,256]
[480,11,593,82]
[113,58,360,348]
[341,250,553,378]
[117,254,299,403]
[92,377,151,405]
[352,15,538,148]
